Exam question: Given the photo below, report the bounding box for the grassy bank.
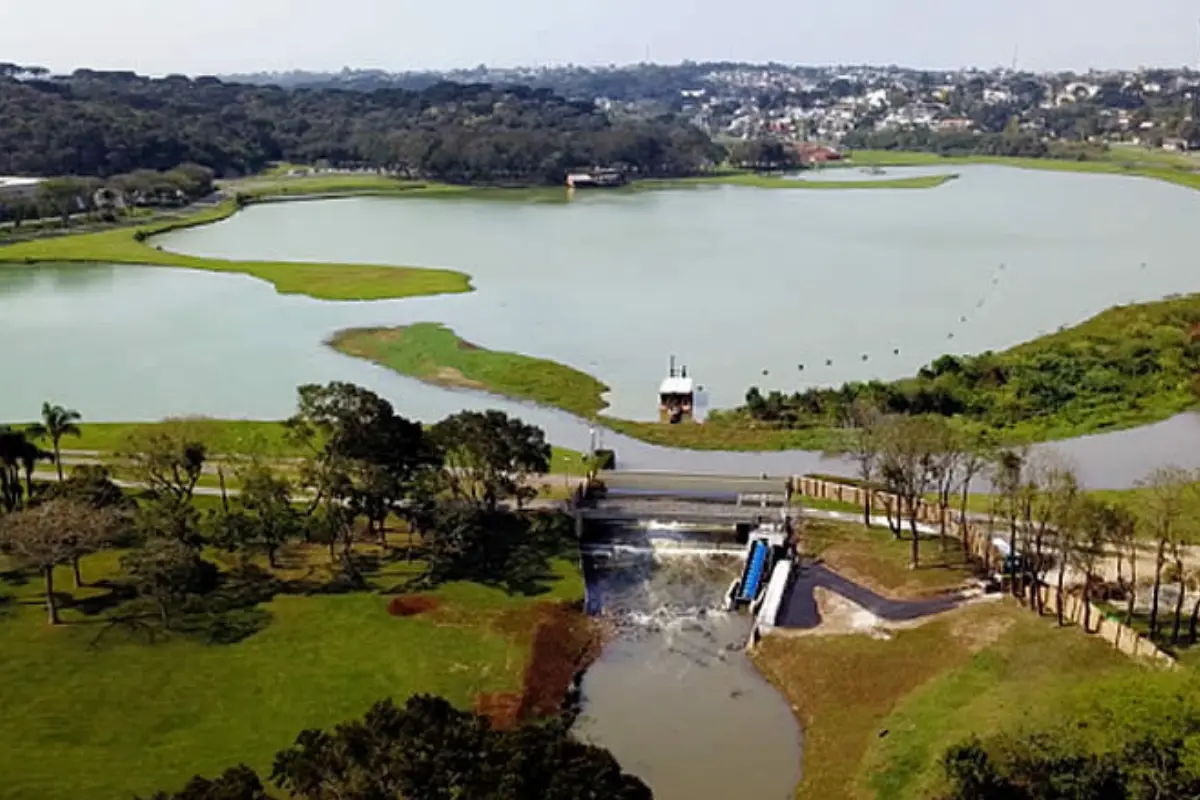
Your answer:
[330,324,612,419]
[642,171,958,191]
[0,544,583,799]
[842,149,1200,192]
[754,601,1139,800]
[0,200,472,302]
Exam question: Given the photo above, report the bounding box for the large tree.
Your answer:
[431,410,551,513]
[0,499,119,624]
[0,427,47,512]
[120,421,208,504]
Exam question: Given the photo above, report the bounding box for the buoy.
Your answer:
[893,348,900,355]
[948,333,955,339]
[797,364,805,371]
[960,316,967,323]
[762,369,769,376]
[861,354,868,361]
[825,359,832,366]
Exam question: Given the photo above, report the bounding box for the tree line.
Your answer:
[0,68,721,185]
[835,402,1200,650]
[0,164,217,228]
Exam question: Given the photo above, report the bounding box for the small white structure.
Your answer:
[658,356,695,423]
[0,176,43,200]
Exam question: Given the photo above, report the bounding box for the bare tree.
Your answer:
[1027,458,1075,615]
[877,415,940,569]
[992,447,1030,598]
[0,500,119,624]
[1050,469,1082,626]
[828,401,883,529]
[956,433,993,563]
[1074,498,1109,633]
[1138,466,1192,642]
[928,420,962,550]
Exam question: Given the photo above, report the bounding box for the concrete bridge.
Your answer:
[581,469,792,526]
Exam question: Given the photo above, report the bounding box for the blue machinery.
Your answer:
[725,521,793,614]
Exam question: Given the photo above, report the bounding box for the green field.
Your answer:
[641,172,958,191]
[0,200,472,302]
[330,324,612,419]
[754,601,1139,800]
[842,149,1200,192]
[0,546,582,799]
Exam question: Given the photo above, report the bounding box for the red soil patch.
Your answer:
[387,595,440,617]
[474,602,603,729]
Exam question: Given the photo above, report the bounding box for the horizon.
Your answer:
[3,0,1200,77]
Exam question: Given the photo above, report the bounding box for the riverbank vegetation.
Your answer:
[0,382,620,798]
[0,200,472,301]
[754,602,1138,799]
[739,291,1200,447]
[645,171,958,191]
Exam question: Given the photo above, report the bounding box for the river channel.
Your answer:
[576,528,802,799]
[2,165,1200,487]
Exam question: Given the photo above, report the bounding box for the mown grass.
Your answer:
[0,544,582,800]
[859,608,1139,800]
[641,172,958,190]
[805,518,973,599]
[11,419,585,476]
[843,149,1200,192]
[0,200,472,302]
[329,324,611,419]
[753,601,1139,800]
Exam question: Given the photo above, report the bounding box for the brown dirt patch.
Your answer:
[432,366,487,390]
[476,602,604,729]
[387,595,440,617]
[950,609,1015,653]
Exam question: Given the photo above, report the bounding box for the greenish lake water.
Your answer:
[2,165,1199,485]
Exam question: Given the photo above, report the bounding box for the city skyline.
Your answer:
[2,0,1200,76]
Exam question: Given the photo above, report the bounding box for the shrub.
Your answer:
[387,595,439,617]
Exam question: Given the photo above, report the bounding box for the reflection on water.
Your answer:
[576,540,801,800]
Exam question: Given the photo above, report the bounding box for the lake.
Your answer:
[2,164,1200,486]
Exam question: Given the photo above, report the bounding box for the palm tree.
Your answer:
[28,403,82,482]
[0,428,46,511]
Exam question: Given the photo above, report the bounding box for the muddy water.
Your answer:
[575,530,801,799]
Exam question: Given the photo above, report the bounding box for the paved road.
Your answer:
[778,563,972,629]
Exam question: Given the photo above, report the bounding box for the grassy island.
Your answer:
[0,200,472,302]
[330,324,611,418]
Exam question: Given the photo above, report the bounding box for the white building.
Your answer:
[0,176,43,201]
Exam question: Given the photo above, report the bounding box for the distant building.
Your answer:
[0,176,43,201]
[795,143,842,164]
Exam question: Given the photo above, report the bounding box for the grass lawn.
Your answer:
[640,172,958,190]
[330,324,611,419]
[0,201,472,302]
[753,601,1140,800]
[0,544,582,799]
[842,149,1200,192]
[804,518,974,599]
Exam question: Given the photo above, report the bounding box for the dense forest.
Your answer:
[841,127,1106,159]
[0,66,721,183]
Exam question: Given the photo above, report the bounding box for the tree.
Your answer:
[828,400,882,528]
[1139,466,1192,641]
[27,402,83,482]
[120,422,208,504]
[142,765,268,800]
[956,432,993,562]
[0,499,120,624]
[1074,498,1110,632]
[213,463,301,568]
[288,382,438,546]
[267,695,651,800]
[1049,470,1081,627]
[121,538,218,627]
[927,419,962,549]
[877,415,941,567]
[0,428,42,511]
[992,447,1029,597]
[432,411,551,513]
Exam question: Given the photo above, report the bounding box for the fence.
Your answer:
[793,474,1177,666]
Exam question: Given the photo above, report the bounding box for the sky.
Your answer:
[2,0,1199,75]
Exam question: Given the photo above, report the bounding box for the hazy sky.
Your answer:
[3,0,1199,75]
